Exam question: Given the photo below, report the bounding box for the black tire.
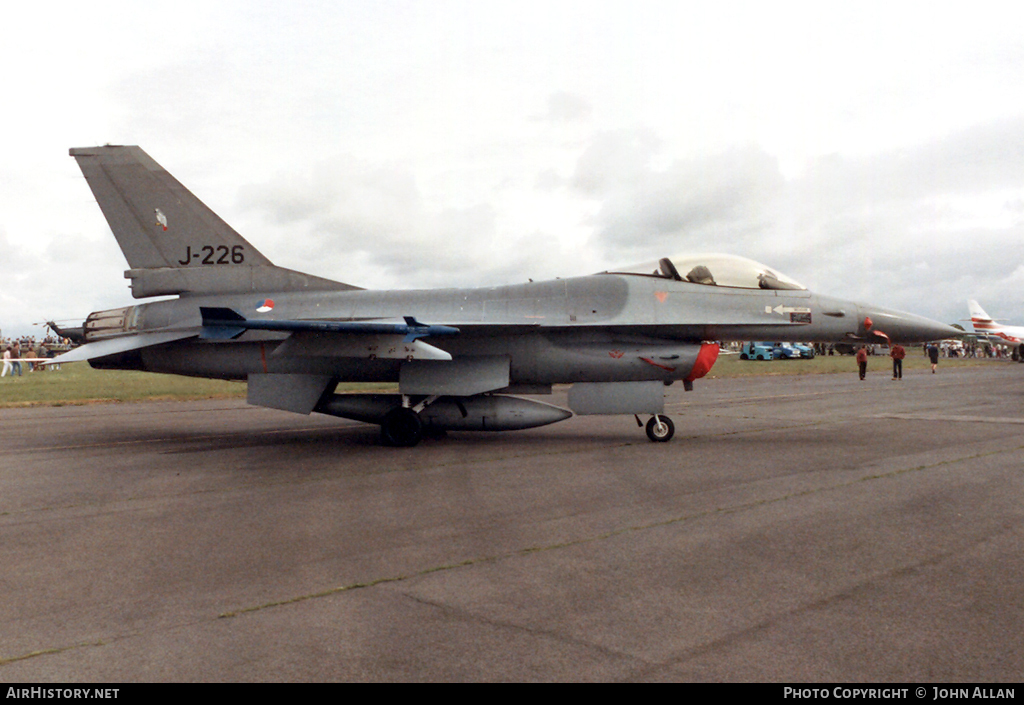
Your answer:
[645,415,675,443]
[380,407,423,447]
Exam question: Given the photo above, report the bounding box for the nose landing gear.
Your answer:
[645,415,675,442]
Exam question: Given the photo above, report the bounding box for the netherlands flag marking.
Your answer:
[256,299,275,313]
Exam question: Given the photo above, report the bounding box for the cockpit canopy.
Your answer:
[602,253,805,291]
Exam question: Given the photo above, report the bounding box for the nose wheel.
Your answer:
[645,415,675,442]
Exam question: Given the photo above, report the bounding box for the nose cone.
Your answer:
[859,305,960,343]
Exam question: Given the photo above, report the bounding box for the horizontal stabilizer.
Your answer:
[47,330,197,364]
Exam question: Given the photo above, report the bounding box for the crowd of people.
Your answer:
[1,335,74,377]
[823,340,1011,359]
[851,339,1020,381]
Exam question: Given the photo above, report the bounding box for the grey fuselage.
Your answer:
[87,272,952,386]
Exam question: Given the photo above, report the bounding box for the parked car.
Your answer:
[772,343,802,359]
[740,341,775,360]
[792,342,815,358]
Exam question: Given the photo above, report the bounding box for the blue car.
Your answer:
[792,342,816,358]
[772,343,801,359]
[772,342,815,359]
[740,341,775,360]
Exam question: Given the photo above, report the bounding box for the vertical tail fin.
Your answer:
[967,299,997,335]
[71,146,358,298]
[967,299,992,324]
[967,299,1007,340]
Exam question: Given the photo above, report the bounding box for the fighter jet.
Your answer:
[53,146,958,446]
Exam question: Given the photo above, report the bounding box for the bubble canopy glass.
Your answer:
[602,253,805,291]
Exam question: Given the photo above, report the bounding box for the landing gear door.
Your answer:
[567,381,665,416]
[248,373,335,414]
[400,356,510,396]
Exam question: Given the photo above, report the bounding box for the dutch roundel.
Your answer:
[256,299,275,313]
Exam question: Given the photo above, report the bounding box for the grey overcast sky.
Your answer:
[2,0,1024,337]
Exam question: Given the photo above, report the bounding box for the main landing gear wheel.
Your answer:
[381,407,423,447]
[645,415,675,443]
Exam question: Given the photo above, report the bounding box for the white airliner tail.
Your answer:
[967,299,1022,344]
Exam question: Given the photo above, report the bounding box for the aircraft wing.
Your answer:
[987,332,1022,344]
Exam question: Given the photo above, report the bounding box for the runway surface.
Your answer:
[1,362,1022,682]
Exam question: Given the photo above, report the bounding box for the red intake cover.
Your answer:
[686,343,720,381]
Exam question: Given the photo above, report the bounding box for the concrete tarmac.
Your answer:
[1,361,1022,682]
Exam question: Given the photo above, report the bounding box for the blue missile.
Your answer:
[199,307,460,342]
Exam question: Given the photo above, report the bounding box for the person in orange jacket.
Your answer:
[856,346,868,380]
[890,342,906,380]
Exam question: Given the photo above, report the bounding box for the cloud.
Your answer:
[775,120,1024,318]
[542,91,593,123]
[571,128,663,196]
[0,226,129,334]
[793,116,1024,216]
[571,133,784,261]
[231,115,1024,325]
[551,119,1024,323]
[237,155,572,289]
[0,229,38,282]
